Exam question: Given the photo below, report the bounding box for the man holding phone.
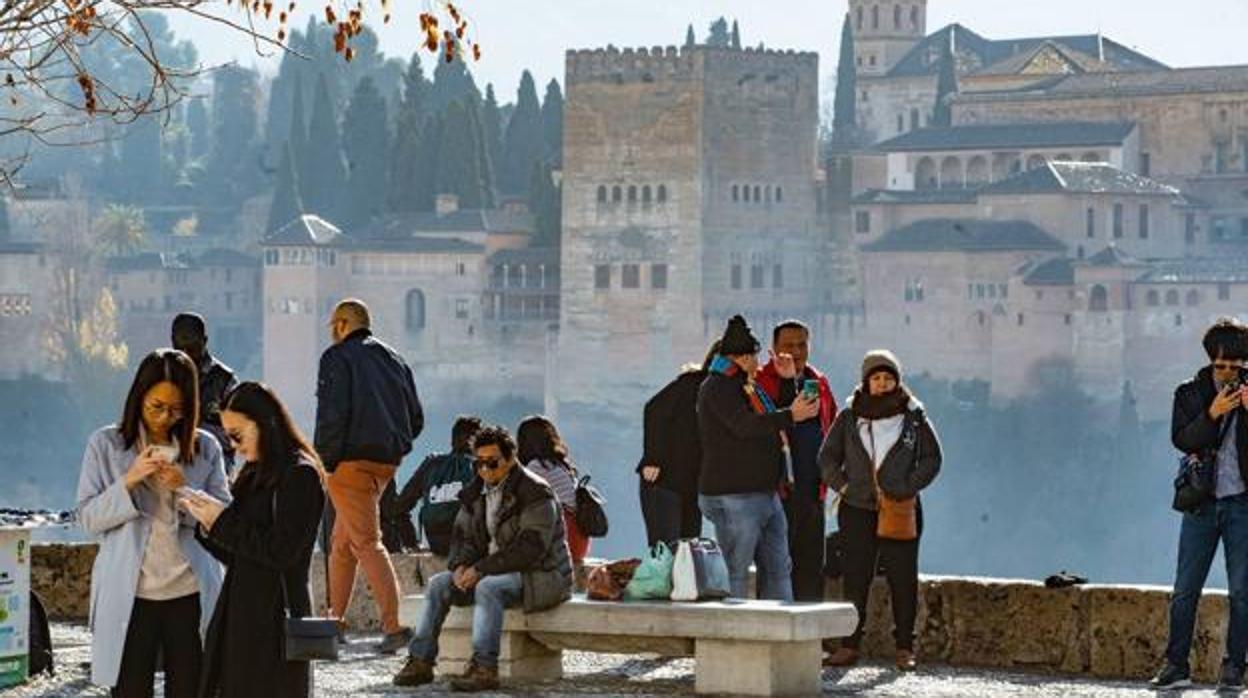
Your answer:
[757,319,839,602]
[1153,317,1248,691]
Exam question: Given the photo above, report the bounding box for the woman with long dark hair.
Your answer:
[178,381,326,697]
[819,350,942,671]
[516,415,589,563]
[76,349,230,697]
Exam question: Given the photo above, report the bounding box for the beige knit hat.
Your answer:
[861,349,902,382]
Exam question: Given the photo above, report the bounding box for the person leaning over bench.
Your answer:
[393,424,574,692]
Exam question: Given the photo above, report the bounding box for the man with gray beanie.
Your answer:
[696,315,819,600]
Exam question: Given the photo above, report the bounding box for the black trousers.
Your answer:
[784,492,827,602]
[837,502,922,651]
[112,593,202,698]
[639,482,702,548]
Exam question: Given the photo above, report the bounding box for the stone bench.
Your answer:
[399,593,857,695]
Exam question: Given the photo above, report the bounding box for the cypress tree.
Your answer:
[685,24,696,48]
[731,20,741,50]
[482,84,504,182]
[501,71,543,195]
[266,143,303,233]
[186,96,209,160]
[343,76,390,229]
[435,101,485,208]
[0,191,9,240]
[388,53,432,212]
[706,17,730,47]
[540,79,564,164]
[528,161,561,247]
[302,72,347,222]
[466,98,494,207]
[933,31,959,128]
[413,113,442,211]
[832,13,858,148]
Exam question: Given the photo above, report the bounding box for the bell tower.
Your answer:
[848,0,927,76]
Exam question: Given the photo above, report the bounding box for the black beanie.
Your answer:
[720,315,760,356]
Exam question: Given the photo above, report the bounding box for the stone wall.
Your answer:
[31,544,1227,683]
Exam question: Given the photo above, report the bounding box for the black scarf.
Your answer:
[851,385,911,420]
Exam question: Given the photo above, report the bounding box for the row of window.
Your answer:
[855,3,920,32]
[596,184,668,205]
[730,263,783,290]
[1144,286,1231,307]
[968,283,1009,301]
[490,263,554,290]
[0,294,32,317]
[127,294,242,313]
[1086,204,1150,240]
[730,184,783,204]
[594,263,668,290]
[264,248,338,267]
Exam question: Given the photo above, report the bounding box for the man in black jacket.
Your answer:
[171,313,238,470]
[316,299,424,655]
[1153,318,1248,691]
[697,315,818,600]
[393,425,573,692]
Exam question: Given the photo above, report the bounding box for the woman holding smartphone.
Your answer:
[179,381,326,698]
[76,349,231,697]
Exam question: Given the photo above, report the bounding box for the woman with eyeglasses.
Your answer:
[179,381,326,698]
[76,349,231,697]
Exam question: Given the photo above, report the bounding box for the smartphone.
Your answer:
[802,379,819,400]
[149,445,178,462]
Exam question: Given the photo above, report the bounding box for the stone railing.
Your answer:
[31,545,1220,683]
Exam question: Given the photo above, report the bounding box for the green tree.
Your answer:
[685,24,696,48]
[831,13,858,149]
[481,84,505,185]
[187,96,210,160]
[706,17,731,47]
[500,71,543,195]
[541,79,564,164]
[435,101,487,208]
[117,116,162,203]
[528,161,561,247]
[429,50,481,115]
[301,72,347,222]
[388,53,432,212]
[0,193,10,240]
[343,77,390,228]
[731,20,741,49]
[467,98,495,207]
[205,65,261,204]
[266,143,304,233]
[94,204,146,257]
[933,33,959,128]
[413,113,443,211]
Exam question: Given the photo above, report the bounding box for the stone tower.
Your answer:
[849,0,927,77]
[555,44,820,452]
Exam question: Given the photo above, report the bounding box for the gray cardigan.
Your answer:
[76,426,231,688]
[818,398,942,511]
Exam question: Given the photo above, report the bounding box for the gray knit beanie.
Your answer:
[861,349,902,382]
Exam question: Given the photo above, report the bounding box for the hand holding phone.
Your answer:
[801,379,819,401]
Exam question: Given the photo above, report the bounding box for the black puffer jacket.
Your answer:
[446,465,573,613]
[197,352,239,463]
[1173,366,1248,484]
[314,329,424,472]
[818,395,942,512]
[696,370,793,496]
[637,370,706,495]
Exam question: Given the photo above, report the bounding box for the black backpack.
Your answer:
[29,590,53,677]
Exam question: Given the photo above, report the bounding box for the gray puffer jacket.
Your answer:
[446,464,573,613]
[818,394,942,511]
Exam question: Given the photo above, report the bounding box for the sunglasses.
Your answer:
[475,457,503,471]
[1214,362,1245,372]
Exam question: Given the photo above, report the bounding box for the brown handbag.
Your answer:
[868,417,920,541]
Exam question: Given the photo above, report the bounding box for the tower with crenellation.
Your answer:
[555,42,821,450]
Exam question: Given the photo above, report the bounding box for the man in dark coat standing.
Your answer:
[316,298,424,654]
[172,313,238,470]
[393,425,573,692]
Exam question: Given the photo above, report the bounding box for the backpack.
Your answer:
[29,590,53,677]
[417,453,475,540]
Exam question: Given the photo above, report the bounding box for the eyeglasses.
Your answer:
[475,457,503,471]
[1214,362,1245,372]
[143,401,184,420]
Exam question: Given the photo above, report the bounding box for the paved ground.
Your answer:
[6,624,1235,696]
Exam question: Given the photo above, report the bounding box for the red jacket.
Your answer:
[756,360,839,500]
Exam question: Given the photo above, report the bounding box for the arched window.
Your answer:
[856,5,864,30]
[965,156,989,186]
[910,108,920,130]
[1186,289,1200,307]
[612,185,622,203]
[1089,284,1109,312]
[915,157,937,190]
[657,184,667,202]
[753,185,761,202]
[732,184,739,202]
[642,185,652,203]
[628,185,637,202]
[910,5,919,27]
[871,4,879,29]
[1165,289,1179,306]
[597,185,607,203]
[406,289,426,331]
[1146,289,1159,306]
[939,156,963,188]
[893,4,901,28]
[1026,154,1047,170]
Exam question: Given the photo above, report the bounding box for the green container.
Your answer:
[0,528,31,688]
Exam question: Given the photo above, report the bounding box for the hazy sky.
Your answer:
[165,1,1248,102]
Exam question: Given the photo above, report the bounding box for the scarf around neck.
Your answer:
[852,385,912,420]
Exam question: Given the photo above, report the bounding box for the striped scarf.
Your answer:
[709,355,796,489]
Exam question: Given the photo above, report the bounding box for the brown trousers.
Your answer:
[327,460,403,634]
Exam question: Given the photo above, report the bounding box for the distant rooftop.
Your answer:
[1021,257,1075,286]
[1138,257,1248,284]
[265,214,343,247]
[862,219,1065,253]
[853,189,979,205]
[958,65,1248,101]
[979,162,1180,197]
[875,121,1135,152]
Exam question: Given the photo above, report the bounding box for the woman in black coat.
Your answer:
[179,381,326,698]
[636,341,720,547]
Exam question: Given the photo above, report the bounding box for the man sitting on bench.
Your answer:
[393,424,575,692]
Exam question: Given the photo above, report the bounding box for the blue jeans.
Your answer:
[407,570,524,668]
[1165,493,1248,670]
[699,492,793,601]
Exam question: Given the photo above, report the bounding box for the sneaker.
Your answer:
[1149,662,1192,690]
[823,647,860,668]
[377,627,414,655]
[895,649,917,672]
[1219,663,1245,692]
[450,662,500,692]
[393,657,435,687]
